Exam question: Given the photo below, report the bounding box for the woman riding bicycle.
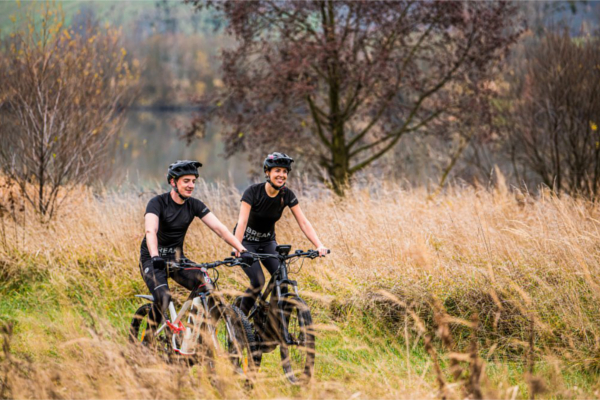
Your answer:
[234,152,328,315]
[140,160,251,334]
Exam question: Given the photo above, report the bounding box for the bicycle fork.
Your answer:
[275,279,301,346]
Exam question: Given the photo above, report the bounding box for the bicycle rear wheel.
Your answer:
[212,305,259,375]
[130,303,172,362]
[280,297,315,385]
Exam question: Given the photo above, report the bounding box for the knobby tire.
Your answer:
[280,297,315,385]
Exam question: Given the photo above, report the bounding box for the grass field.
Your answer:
[1,177,600,399]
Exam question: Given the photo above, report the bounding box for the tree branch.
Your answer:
[345,16,440,151]
[348,30,476,174]
[349,109,442,158]
[307,95,331,148]
[267,1,321,39]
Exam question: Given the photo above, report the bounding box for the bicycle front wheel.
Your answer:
[280,297,315,385]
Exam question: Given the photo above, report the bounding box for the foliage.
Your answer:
[495,31,600,198]
[186,0,522,195]
[0,1,139,218]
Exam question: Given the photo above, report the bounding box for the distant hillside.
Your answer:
[0,0,223,38]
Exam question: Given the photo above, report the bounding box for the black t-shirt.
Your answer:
[140,192,210,262]
[238,183,298,242]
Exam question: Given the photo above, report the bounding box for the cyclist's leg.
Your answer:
[139,259,171,329]
[239,241,280,315]
[239,242,267,315]
[171,259,207,292]
[259,241,280,276]
[171,260,215,311]
[260,241,287,309]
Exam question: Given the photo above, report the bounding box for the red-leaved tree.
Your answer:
[187,0,521,194]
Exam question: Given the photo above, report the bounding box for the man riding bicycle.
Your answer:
[139,160,251,335]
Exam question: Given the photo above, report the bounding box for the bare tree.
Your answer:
[0,3,139,218]
[186,0,521,195]
[499,30,600,198]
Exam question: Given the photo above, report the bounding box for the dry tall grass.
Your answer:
[1,177,600,399]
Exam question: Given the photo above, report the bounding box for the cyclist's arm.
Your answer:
[200,212,247,253]
[289,204,328,256]
[145,213,160,257]
[231,201,251,257]
[235,201,251,244]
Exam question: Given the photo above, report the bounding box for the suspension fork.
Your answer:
[275,261,301,345]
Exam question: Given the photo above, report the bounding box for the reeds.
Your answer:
[1,178,600,398]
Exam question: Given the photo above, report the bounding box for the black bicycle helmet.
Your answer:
[167,160,202,184]
[263,152,294,172]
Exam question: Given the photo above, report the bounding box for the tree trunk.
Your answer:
[329,134,349,196]
[39,134,46,216]
[323,0,350,196]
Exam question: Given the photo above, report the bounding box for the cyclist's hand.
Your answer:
[233,247,248,258]
[316,246,329,257]
[151,256,166,270]
[240,252,254,268]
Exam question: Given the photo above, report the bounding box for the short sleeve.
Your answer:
[241,185,255,205]
[145,196,162,217]
[193,199,210,219]
[285,188,299,208]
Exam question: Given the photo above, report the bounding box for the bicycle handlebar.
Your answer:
[167,257,249,270]
[169,248,330,271]
[242,248,330,261]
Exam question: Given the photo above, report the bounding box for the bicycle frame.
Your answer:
[136,260,237,356]
[247,248,318,347]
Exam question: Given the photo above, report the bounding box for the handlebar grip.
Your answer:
[312,249,330,254]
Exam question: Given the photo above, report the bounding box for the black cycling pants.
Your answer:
[139,257,207,327]
[239,240,280,315]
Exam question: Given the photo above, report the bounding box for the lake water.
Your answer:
[114,110,254,190]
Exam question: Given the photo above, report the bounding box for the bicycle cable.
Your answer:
[288,256,305,275]
[210,267,220,285]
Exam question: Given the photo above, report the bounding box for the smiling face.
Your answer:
[266,167,288,187]
[171,174,196,198]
